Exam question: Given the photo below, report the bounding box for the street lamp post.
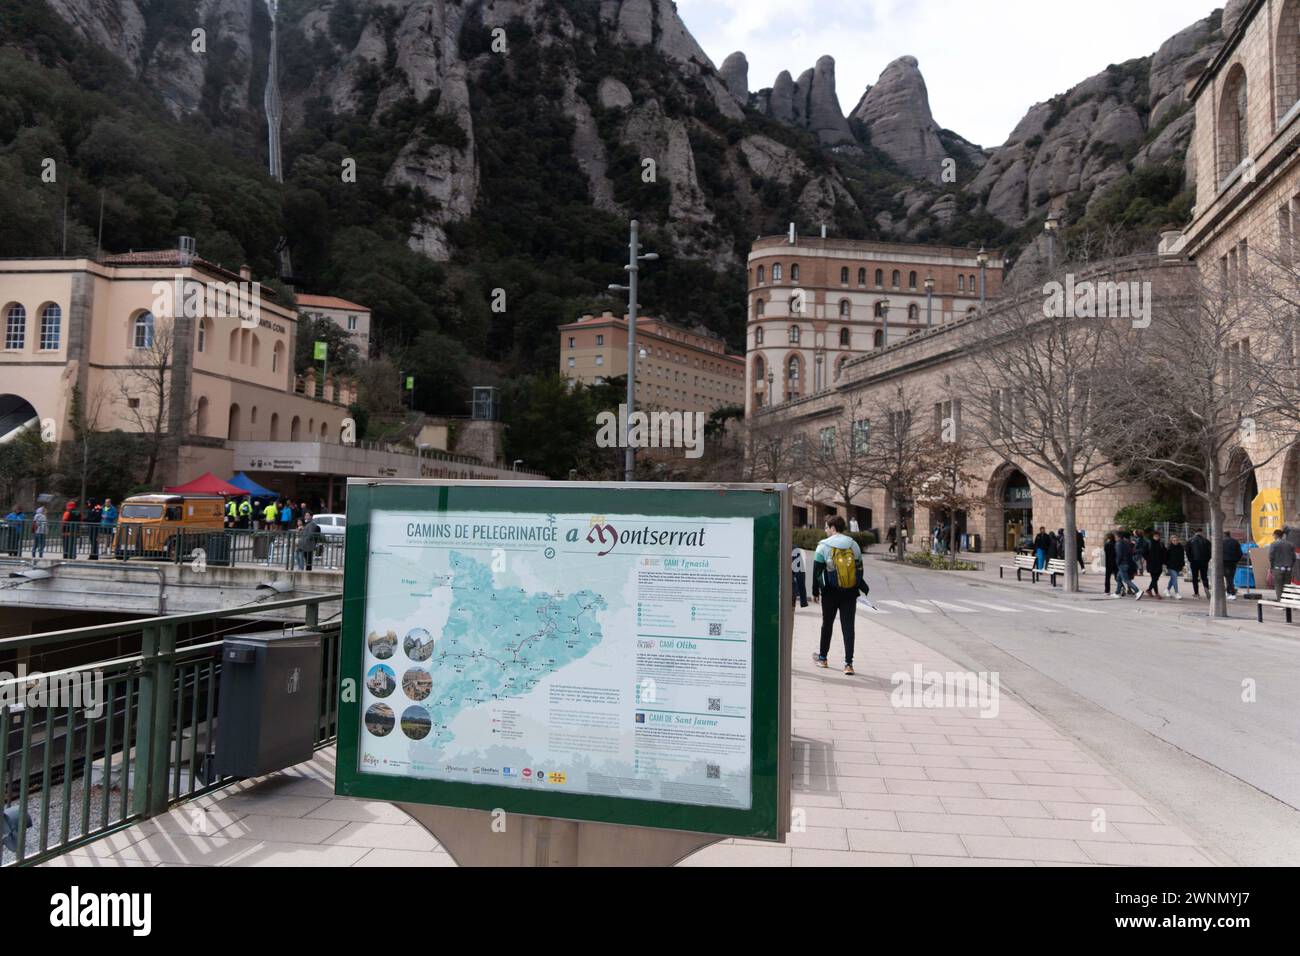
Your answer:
[924,274,935,328]
[767,370,774,406]
[1044,213,1060,273]
[608,219,657,482]
[815,351,824,393]
[976,247,989,309]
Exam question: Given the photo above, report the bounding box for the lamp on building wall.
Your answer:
[923,275,935,328]
[976,247,989,308]
[1044,213,1060,272]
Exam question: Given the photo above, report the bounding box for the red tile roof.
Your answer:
[297,294,370,313]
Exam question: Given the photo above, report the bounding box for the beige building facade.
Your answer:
[558,311,745,414]
[297,293,372,358]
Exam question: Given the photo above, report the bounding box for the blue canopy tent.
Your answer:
[228,472,276,499]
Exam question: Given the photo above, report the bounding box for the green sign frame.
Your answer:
[334,480,791,841]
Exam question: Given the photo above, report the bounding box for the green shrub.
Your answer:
[902,552,979,571]
[1114,500,1185,531]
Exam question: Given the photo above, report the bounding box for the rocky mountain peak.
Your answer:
[851,55,950,182]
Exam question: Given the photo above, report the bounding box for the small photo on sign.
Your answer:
[402,667,433,701]
[365,703,395,737]
[404,626,435,661]
[366,664,396,698]
[367,630,398,660]
[401,705,433,740]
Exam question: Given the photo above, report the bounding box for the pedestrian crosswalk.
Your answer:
[857,596,1109,616]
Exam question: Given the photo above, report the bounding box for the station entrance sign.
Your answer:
[335,481,791,841]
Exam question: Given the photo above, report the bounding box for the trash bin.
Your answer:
[253,534,271,561]
[204,533,232,567]
[216,631,322,778]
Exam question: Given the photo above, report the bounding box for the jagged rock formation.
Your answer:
[719,51,748,104]
[851,56,953,183]
[755,57,854,145]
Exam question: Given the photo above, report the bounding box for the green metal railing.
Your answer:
[0,521,344,570]
[0,593,342,867]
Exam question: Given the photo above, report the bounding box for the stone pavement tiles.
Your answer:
[52,606,1215,868]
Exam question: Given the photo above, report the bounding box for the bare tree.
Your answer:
[957,262,1135,592]
[745,413,801,483]
[808,394,873,534]
[1113,242,1300,616]
[115,317,186,488]
[65,383,110,505]
[916,433,990,565]
[860,385,931,557]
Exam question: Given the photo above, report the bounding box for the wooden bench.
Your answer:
[999,553,1040,582]
[1258,582,1300,623]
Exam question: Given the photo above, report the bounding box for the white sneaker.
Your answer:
[1226,594,1237,601]
[1135,591,1144,600]
[1174,593,1183,600]
[1112,592,1123,599]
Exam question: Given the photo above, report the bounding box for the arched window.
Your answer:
[755,298,765,317]
[320,422,328,440]
[857,268,866,286]
[1277,0,1300,123]
[839,327,850,347]
[755,326,764,345]
[839,299,851,317]
[250,406,258,425]
[909,271,918,289]
[840,266,849,284]
[1219,63,1250,182]
[874,301,888,318]
[290,416,301,441]
[757,265,765,285]
[787,355,801,385]
[270,412,280,441]
[891,270,901,288]
[834,355,848,381]
[873,330,884,348]
[908,304,919,321]
[969,274,977,291]
[772,263,783,282]
[228,327,240,361]
[227,403,241,441]
[791,263,801,282]
[875,269,884,287]
[132,311,155,349]
[4,304,26,351]
[789,325,801,344]
[250,333,261,367]
[958,275,966,291]
[196,318,208,354]
[39,304,61,351]
[272,341,284,373]
[195,396,209,435]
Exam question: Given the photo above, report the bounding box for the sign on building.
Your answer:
[335,480,791,840]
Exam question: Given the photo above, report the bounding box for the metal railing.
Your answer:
[0,593,341,867]
[0,521,344,571]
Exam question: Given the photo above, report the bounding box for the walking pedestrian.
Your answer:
[1165,533,1185,600]
[4,507,22,556]
[886,527,897,554]
[31,505,47,558]
[87,500,103,559]
[1187,530,1211,598]
[1221,532,1242,601]
[812,516,869,676]
[1146,530,1166,598]
[1133,529,1150,576]
[61,500,81,558]
[1076,529,1086,572]
[1268,529,1296,602]
[791,546,809,608]
[1104,533,1118,595]
[296,513,319,572]
[1114,532,1142,599]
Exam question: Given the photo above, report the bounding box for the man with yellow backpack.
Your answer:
[812,515,870,676]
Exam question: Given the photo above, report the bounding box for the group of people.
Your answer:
[3,499,119,559]
[1029,526,1087,571]
[226,496,319,531]
[1103,529,1246,600]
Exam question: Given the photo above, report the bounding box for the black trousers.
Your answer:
[792,569,808,607]
[819,589,857,665]
[1189,561,1209,595]
[1105,568,1116,594]
[1147,566,1163,593]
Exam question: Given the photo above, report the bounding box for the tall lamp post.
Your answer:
[1044,213,1060,272]
[767,370,774,406]
[977,247,989,309]
[923,274,935,328]
[815,350,824,393]
[608,219,657,482]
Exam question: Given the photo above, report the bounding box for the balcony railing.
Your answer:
[0,594,341,867]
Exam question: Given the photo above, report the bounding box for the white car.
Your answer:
[312,514,347,537]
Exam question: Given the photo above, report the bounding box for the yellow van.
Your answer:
[113,494,226,559]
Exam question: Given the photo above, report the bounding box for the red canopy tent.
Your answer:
[162,472,246,496]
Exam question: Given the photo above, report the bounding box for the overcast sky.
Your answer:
[676,0,1220,147]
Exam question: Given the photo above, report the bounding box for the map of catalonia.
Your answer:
[419,551,608,749]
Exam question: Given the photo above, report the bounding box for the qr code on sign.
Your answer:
[708,697,720,712]
[706,763,720,779]
[708,622,722,636]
